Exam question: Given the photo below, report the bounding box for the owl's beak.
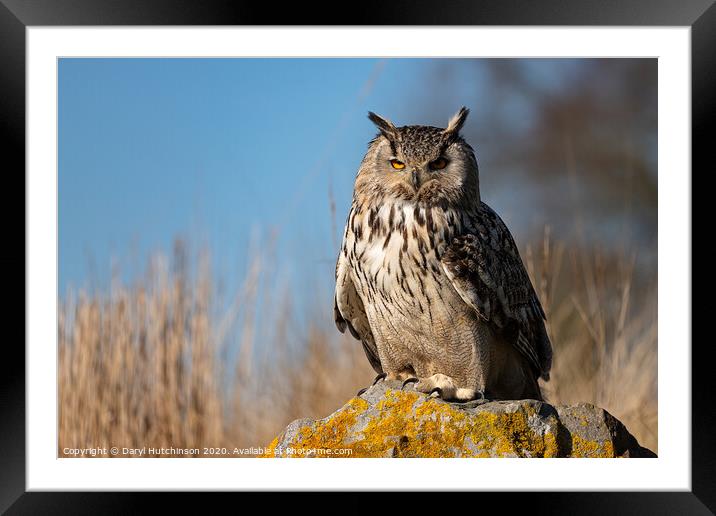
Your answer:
[410,169,423,190]
[410,168,421,191]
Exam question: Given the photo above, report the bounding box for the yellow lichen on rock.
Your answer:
[262,436,281,457]
[570,434,615,458]
[264,380,656,458]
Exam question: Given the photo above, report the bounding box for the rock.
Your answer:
[264,380,656,458]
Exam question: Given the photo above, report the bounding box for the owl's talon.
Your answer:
[401,377,419,390]
[371,372,387,386]
[356,372,388,397]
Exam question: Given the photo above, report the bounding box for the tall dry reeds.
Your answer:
[59,230,657,456]
[526,228,657,451]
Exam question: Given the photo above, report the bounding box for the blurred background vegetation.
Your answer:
[59,58,657,455]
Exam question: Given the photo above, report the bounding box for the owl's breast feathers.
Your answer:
[334,199,453,373]
[335,198,552,381]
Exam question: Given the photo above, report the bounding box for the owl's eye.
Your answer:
[390,159,405,170]
[429,157,448,170]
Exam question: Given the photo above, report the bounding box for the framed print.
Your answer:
[6,0,710,511]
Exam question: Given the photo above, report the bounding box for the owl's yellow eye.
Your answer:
[429,157,448,170]
[390,159,405,170]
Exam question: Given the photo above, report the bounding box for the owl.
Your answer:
[334,107,552,401]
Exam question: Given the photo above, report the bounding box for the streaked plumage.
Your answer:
[334,108,552,401]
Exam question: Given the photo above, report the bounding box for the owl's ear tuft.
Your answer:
[444,106,470,138]
[368,111,399,142]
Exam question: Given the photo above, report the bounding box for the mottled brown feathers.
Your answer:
[441,203,552,380]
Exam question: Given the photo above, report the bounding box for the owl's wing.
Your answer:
[334,247,382,374]
[440,203,552,380]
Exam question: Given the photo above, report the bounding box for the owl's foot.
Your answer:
[401,377,419,390]
[356,372,387,396]
[404,373,478,402]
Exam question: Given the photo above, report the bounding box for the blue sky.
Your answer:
[59,58,448,298]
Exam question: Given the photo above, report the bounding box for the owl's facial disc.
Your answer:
[410,157,450,188]
[382,147,458,202]
[356,123,480,208]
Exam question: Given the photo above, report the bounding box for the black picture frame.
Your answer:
[4,0,709,512]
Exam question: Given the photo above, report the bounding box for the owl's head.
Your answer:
[355,107,479,208]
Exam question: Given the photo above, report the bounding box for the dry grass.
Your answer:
[526,229,657,451]
[59,231,657,457]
